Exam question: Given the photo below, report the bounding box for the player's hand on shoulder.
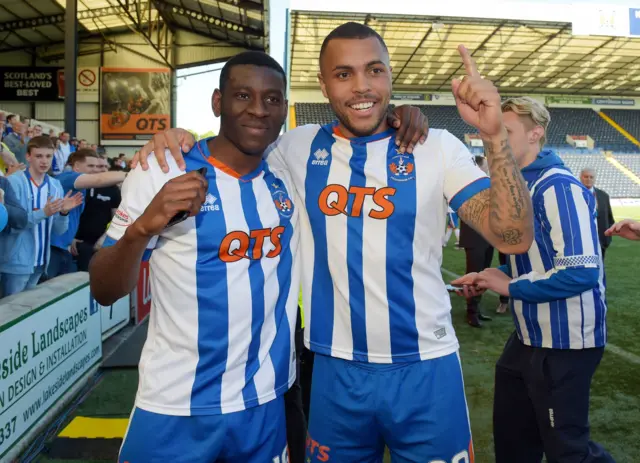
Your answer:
[132,128,197,173]
[388,105,429,154]
[132,169,208,238]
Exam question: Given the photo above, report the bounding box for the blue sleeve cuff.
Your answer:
[509,267,599,304]
[449,177,491,212]
[103,235,153,261]
[497,264,510,277]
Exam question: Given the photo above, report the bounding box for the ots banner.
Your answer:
[0,67,63,101]
[100,67,171,142]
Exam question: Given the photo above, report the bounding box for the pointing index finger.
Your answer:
[458,44,479,77]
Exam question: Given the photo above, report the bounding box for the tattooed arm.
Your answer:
[449,44,533,254]
[457,131,533,253]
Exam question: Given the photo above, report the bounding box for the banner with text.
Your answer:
[0,67,63,101]
[592,98,635,106]
[100,68,171,142]
[545,96,593,105]
[572,5,640,38]
[0,285,102,459]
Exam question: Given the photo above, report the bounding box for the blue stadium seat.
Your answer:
[546,108,640,153]
[601,109,640,144]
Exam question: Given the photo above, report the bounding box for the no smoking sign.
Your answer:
[78,69,96,87]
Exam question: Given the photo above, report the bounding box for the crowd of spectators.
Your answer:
[0,111,131,299]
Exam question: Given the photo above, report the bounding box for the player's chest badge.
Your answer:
[388,151,416,182]
[271,181,295,219]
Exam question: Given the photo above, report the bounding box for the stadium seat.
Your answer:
[546,108,640,153]
[556,153,640,198]
[601,109,640,144]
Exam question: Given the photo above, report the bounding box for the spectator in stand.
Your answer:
[78,139,88,150]
[0,174,27,230]
[4,121,29,165]
[51,137,69,176]
[580,168,614,260]
[605,219,640,241]
[74,156,121,271]
[115,153,127,169]
[1,121,21,176]
[57,131,72,166]
[0,136,83,297]
[5,114,17,135]
[48,128,56,137]
[0,193,7,233]
[48,149,127,278]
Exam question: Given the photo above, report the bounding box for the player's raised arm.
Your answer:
[89,166,207,305]
[452,45,533,254]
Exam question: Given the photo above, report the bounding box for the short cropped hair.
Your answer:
[68,148,98,166]
[27,135,54,154]
[501,96,551,147]
[320,22,388,59]
[219,51,286,93]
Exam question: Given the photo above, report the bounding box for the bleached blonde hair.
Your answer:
[501,96,551,148]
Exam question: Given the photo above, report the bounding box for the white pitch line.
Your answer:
[441,267,640,366]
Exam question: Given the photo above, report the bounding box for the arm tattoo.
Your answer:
[458,135,532,248]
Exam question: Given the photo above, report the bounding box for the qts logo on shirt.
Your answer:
[318,184,396,220]
[306,434,331,461]
[219,226,285,263]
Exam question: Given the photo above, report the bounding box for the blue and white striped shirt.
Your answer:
[104,140,299,415]
[267,123,490,363]
[503,150,607,349]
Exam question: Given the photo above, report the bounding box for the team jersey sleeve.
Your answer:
[57,171,83,192]
[264,124,320,172]
[509,176,600,303]
[104,152,181,252]
[440,130,491,213]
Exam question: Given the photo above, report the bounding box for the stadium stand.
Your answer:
[601,109,640,142]
[295,103,336,126]
[295,103,640,152]
[546,108,640,153]
[294,102,640,197]
[554,154,640,198]
[614,154,640,177]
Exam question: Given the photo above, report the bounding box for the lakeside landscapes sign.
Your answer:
[0,285,102,459]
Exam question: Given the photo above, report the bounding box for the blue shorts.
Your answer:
[306,352,473,463]
[119,396,288,463]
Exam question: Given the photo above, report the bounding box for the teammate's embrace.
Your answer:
[89,52,300,462]
[135,23,534,463]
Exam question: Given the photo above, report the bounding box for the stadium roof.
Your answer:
[0,0,266,57]
[289,10,640,96]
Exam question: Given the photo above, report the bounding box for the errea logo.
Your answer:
[201,193,220,212]
[312,148,330,166]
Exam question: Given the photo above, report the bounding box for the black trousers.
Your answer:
[284,310,307,463]
[494,332,615,463]
[464,245,494,311]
